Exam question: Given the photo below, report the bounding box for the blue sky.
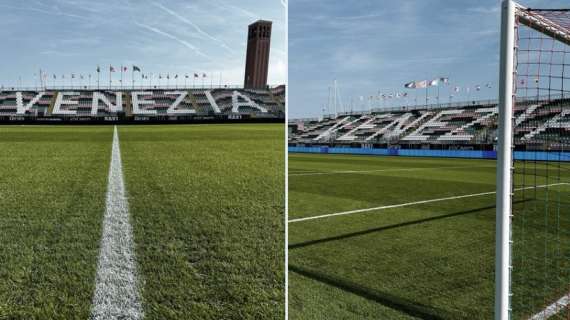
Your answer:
[0,0,286,88]
[289,0,567,119]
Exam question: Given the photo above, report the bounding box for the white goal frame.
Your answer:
[496,1,570,319]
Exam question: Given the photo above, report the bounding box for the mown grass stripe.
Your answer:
[289,183,569,223]
[90,126,143,320]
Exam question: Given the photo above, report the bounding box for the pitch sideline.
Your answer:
[90,126,143,319]
[288,164,494,177]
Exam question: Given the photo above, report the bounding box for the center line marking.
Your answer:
[90,126,143,320]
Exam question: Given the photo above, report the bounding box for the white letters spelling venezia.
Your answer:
[0,87,285,121]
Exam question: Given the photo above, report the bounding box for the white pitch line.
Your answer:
[288,183,569,223]
[288,165,494,176]
[90,126,143,320]
[530,294,570,320]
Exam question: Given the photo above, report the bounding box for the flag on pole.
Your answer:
[110,66,116,72]
[415,80,428,88]
[185,74,189,78]
[404,81,416,89]
[475,85,481,91]
[96,66,101,73]
[485,83,492,88]
[194,73,199,78]
[439,77,449,84]
[454,86,460,92]
[202,73,207,78]
[133,65,141,72]
[429,79,439,86]
[175,74,178,79]
[123,66,128,72]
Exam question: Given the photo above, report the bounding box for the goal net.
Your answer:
[498,1,570,319]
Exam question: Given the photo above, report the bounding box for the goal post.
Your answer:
[497,1,570,319]
[496,1,516,319]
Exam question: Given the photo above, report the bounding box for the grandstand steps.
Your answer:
[365,116,404,142]
[523,109,570,141]
[337,116,375,141]
[440,108,497,141]
[402,110,449,141]
[314,116,350,141]
[384,113,418,140]
[187,90,200,113]
[47,91,58,115]
[268,89,284,109]
[124,92,132,116]
[515,103,540,127]
[399,112,433,137]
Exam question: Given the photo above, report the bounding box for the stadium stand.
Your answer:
[289,97,570,150]
[0,86,285,123]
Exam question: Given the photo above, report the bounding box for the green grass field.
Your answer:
[288,153,570,320]
[0,124,284,319]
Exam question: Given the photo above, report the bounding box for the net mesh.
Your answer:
[512,7,570,319]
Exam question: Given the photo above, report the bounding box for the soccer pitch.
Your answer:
[0,124,284,319]
[288,153,570,319]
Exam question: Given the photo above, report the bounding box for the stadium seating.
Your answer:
[0,87,285,119]
[290,99,569,149]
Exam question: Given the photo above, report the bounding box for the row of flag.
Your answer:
[404,77,493,92]
[46,66,211,80]
[404,77,449,89]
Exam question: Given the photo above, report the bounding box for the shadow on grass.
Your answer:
[290,264,453,320]
[290,200,532,250]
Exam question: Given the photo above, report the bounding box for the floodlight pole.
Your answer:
[496,0,516,319]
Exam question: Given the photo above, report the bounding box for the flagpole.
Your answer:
[109,65,112,89]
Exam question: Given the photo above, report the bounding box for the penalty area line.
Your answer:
[90,126,143,320]
[288,182,569,223]
[529,293,570,320]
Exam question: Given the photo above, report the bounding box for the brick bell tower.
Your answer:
[244,20,272,89]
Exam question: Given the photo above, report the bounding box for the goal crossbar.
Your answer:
[515,4,570,46]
